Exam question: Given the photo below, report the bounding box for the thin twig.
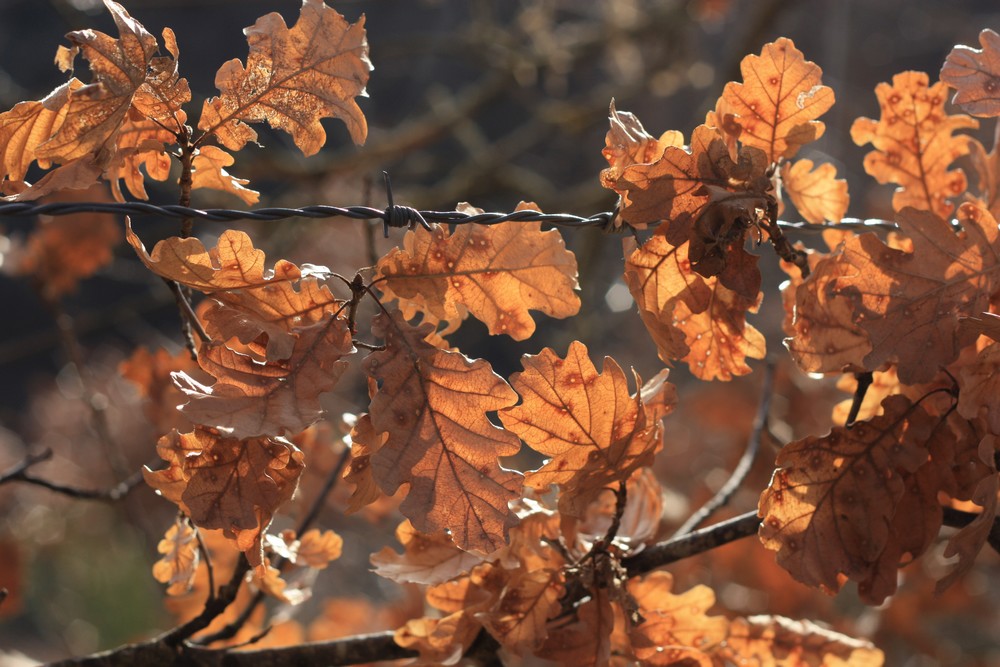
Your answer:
[0,449,143,501]
[844,371,874,428]
[194,525,217,603]
[672,362,775,537]
[161,556,251,647]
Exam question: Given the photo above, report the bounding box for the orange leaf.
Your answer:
[624,235,765,381]
[851,71,977,218]
[144,429,304,574]
[191,145,259,205]
[173,313,353,438]
[365,309,523,554]
[342,412,385,513]
[537,589,617,667]
[131,26,190,124]
[758,396,934,597]
[371,520,484,586]
[477,568,563,656]
[198,0,371,154]
[35,0,158,164]
[152,516,200,596]
[721,37,834,162]
[617,124,770,294]
[105,112,181,201]
[294,529,343,569]
[600,101,682,206]
[790,204,1000,384]
[715,615,884,666]
[126,221,301,292]
[629,571,728,666]
[0,79,83,182]
[499,341,674,517]
[780,159,849,224]
[375,203,580,341]
[941,29,1000,117]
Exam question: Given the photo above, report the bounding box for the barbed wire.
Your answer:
[0,200,902,234]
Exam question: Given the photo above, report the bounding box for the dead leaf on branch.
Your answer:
[624,235,765,381]
[476,567,563,657]
[126,220,301,293]
[780,159,849,224]
[788,204,1000,384]
[190,145,260,205]
[342,412,385,513]
[144,429,304,575]
[152,516,200,596]
[173,312,354,438]
[371,520,485,586]
[0,79,83,183]
[851,71,977,218]
[375,202,581,341]
[365,309,523,554]
[721,37,835,162]
[958,341,1000,434]
[716,615,884,666]
[941,28,1000,117]
[499,341,675,517]
[758,395,935,598]
[198,0,372,154]
[35,0,159,164]
[105,112,180,201]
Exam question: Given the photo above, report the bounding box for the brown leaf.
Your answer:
[960,311,1000,342]
[371,520,485,585]
[958,341,1000,434]
[4,157,103,201]
[342,412,385,513]
[126,220,301,292]
[618,124,770,294]
[937,435,999,592]
[144,429,304,574]
[500,341,674,517]
[851,72,977,218]
[131,26,190,124]
[601,101,682,207]
[789,204,1000,383]
[780,160,849,224]
[191,145,259,205]
[758,396,934,597]
[173,313,353,438]
[105,112,179,201]
[477,567,563,656]
[293,529,343,569]
[537,589,617,667]
[624,235,765,381]
[35,0,158,163]
[198,0,371,154]
[721,37,834,162]
[152,516,200,596]
[365,309,523,554]
[629,571,728,666]
[941,29,1000,117]
[375,203,580,341]
[714,615,884,666]
[0,79,82,182]
[203,276,340,363]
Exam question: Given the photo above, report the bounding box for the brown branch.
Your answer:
[624,510,762,576]
[672,362,775,537]
[0,448,142,502]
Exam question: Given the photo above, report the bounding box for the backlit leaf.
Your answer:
[190,145,259,205]
[851,72,977,218]
[715,615,884,666]
[721,37,834,162]
[780,159,849,224]
[198,0,372,154]
[477,567,562,656]
[152,516,200,596]
[365,309,523,554]
[371,520,484,586]
[941,29,1000,117]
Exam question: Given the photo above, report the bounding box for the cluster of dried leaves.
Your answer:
[5,1,1000,664]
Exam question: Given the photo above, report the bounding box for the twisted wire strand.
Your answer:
[0,200,901,233]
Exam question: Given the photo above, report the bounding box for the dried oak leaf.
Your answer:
[152,516,200,596]
[966,132,1000,218]
[375,203,580,341]
[173,313,353,438]
[958,341,1000,433]
[198,0,371,154]
[714,615,884,667]
[270,528,343,569]
[941,29,1000,117]
[203,275,340,363]
[105,111,179,201]
[477,567,563,656]
[758,395,934,597]
[789,204,1000,384]
[126,220,301,292]
[342,412,385,513]
[190,145,259,205]
[624,235,765,381]
[629,572,728,666]
[499,341,674,517]
[960,311,1000,342]
[144,429,304,574]
[721,37,834,162]
[35,0,158,164]
[600,101,683,206]
[131,26,190,124]
[780,159,849,224]
[0,79,82,182]
[371,519,485,586]
[365,309,523,554]
[851,71,977,218]
[537,589,618,667]
[937,434,999,592]
[618,124,770,295]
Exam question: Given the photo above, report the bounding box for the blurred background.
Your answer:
[0,0,998,664]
